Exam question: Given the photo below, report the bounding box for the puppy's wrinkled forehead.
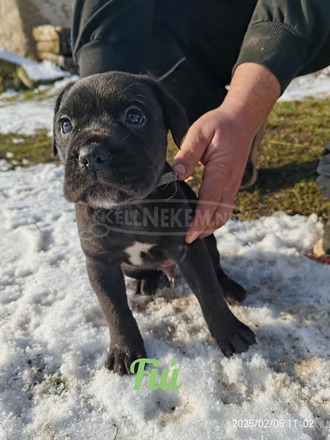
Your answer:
[58,73,159,118]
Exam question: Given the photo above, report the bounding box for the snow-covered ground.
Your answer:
[0,77,74,136]
[0,66,329,440]
[0,50,69,83]
[279,67,330,102]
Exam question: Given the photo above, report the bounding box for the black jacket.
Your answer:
[72,0,330,93]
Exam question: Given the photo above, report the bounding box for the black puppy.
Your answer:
[53,72,256,375]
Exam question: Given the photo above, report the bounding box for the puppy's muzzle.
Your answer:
[79,145,110,171]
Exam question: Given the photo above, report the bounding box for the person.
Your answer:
[71,0,330,246]
[313,143,330,263]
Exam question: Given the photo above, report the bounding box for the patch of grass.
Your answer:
[0,130,59,166]
[0,84,55,104]
[167,98,330,221]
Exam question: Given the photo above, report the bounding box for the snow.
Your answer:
[0,50,69,82]
[0,77,75,136]
[0,63,329,439]
[279,67,330,102]
[0,163,329,440]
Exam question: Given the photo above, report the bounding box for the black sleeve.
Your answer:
[234,0,330,92]
[72,0,154,77]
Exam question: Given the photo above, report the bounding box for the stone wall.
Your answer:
[0,0,72,59]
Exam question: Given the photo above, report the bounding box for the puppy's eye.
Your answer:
[126,109,145,125]
[60,118,73,134]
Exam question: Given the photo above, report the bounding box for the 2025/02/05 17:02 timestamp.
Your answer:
[232,418,314,430]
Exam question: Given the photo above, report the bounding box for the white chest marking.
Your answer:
[124,242,155,266]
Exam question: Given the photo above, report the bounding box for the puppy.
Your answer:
[53,71,256,375]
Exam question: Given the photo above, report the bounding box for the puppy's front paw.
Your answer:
[105,344,147,375]
[212,317,256,357]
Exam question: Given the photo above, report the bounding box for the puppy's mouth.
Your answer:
[63,150,161,208]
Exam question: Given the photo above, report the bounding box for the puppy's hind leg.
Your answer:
[124,267,167,296]
[203,234,246,305]
[134,270,165,296]
[139,270,171,295]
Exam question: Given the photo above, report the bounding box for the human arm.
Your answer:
[235,0,330,92]
[172,62,281,243]
[172,0,330,243]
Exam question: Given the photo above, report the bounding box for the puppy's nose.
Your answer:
[79,145,110,170]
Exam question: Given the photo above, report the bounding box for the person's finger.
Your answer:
[186,195,234,241]
[172,119,214,180]
[185,161,239,242]
[199,195,234,238]
[185,161,227,242]
[185,204,216,243]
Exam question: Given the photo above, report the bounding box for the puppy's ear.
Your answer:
[145,78,189,148]
[53,82,75,157]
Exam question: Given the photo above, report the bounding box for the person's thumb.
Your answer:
[171,122,210,181]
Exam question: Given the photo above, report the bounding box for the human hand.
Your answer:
[172,105,254,243]
[172,62,281,243]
